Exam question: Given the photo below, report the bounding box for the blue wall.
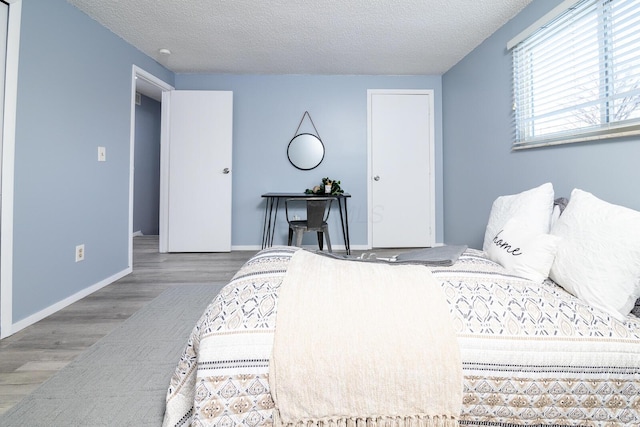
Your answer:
[442,0,640,249]
[15,0,612,326]
[133,94,161,235]
[175,74,444,248]
[9,0,443,325]
[11,0,172,322]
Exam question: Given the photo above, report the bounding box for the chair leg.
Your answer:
[323,226,332,253]
[317,232,324,251]
[295,230,304,247]
[288,228,293,246]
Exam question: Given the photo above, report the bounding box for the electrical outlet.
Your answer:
[75,244,85,262]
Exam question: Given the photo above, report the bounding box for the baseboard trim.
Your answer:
[7,267,132,337]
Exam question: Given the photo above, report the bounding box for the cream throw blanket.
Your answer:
[269,250,462,427]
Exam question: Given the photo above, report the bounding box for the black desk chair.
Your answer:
[285,197,333,252]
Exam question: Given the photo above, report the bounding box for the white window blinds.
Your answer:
[511,0,640,149]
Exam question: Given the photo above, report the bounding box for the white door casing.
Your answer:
[368,90,435,248]
[1,0,22,339]
[162,90,233,252]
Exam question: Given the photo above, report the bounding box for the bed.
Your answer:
[162,185,640,427]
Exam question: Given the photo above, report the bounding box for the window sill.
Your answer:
[513,125,640,150]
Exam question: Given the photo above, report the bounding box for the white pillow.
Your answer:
[483,183,555,252]
[549,189,640,321]
[550,204,561,229]
[486,217,561,283]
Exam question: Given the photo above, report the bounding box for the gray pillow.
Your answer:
[632,298,640,318]
[554,197,569,214]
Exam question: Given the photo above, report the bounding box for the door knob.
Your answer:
[374,175,380,181]
[223,168,230,174]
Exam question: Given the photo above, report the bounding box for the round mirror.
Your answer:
[287,133,325,170]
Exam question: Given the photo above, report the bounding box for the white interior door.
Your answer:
[369,90,435,248]
[164,90,233,252]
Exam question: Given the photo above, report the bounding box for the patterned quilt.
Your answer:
[162,246,640,427]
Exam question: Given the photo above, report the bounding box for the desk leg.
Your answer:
[262,197,278,249]
[337,198,351,255]
[344,198,351,255]
[269,198,279,246]
[262,198,271,249]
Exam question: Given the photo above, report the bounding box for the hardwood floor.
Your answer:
[0,236,257,415]
[0,236,396,414]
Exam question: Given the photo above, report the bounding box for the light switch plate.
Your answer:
[98,146,106,162]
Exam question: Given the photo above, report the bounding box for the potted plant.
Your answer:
[305,177,344,195]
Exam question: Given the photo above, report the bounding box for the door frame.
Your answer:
[1,0,21,339]
[366,89,436,249]
[129,65,173,265]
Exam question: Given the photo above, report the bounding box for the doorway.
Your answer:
[128,66,173,266]
[133,92,161,237]
[367,89,435,248]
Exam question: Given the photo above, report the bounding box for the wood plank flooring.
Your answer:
[0,236,397,414]
[0,236,256,415]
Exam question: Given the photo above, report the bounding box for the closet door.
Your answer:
[369,90,435,248]
[163,90,233,252]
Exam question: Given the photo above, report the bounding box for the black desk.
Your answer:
[261,192,351,254]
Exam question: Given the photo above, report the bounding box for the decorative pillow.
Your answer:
[486,218,561,283]
[549,189,640,321]
[482,183,555,252]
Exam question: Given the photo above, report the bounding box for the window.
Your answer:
[510,0,640,149]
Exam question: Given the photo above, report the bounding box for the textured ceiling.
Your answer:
[66,0,533,75]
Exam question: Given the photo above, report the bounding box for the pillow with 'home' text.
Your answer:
[486,217,560,283]
[483,183,555,253]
